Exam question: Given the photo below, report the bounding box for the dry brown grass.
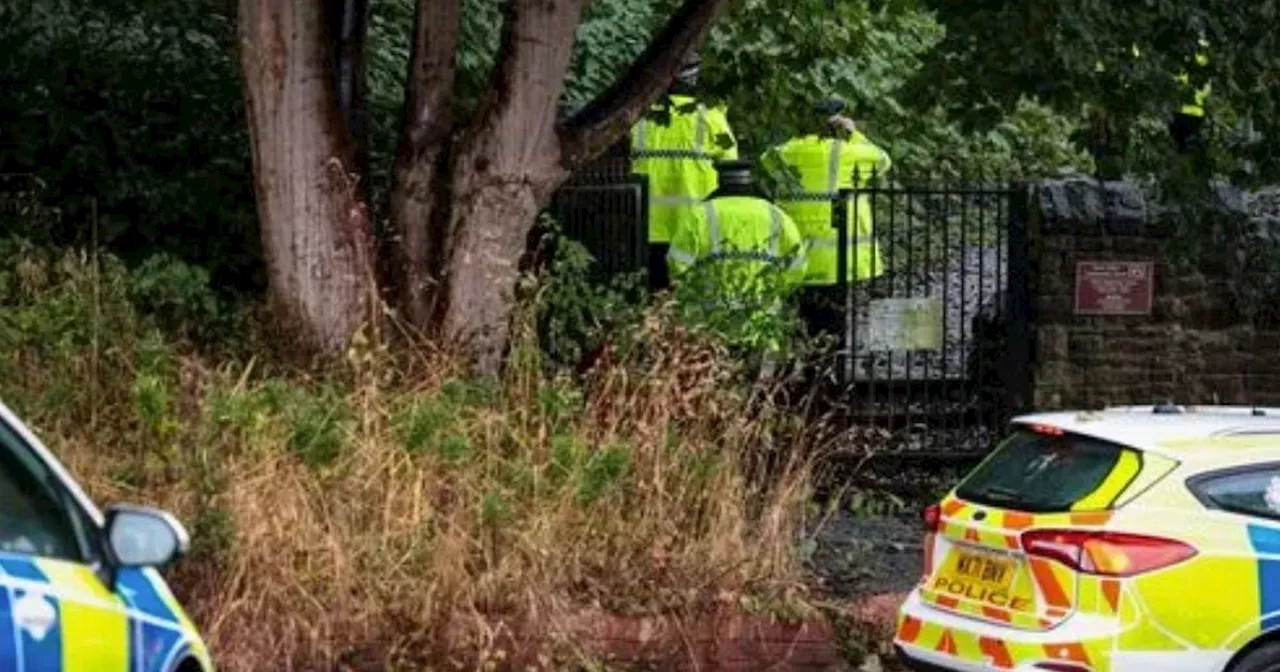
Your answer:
[1,250,822,670]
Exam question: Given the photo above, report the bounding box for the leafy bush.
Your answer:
[532,233,649,369]
[128,253,228,342]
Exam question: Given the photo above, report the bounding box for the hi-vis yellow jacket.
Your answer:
[666,195,807,296]
[630,95,738,244]
[761,132,889,286]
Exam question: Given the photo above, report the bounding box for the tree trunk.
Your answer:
[430,0,585,373]
[239,0,376,352]
[389,0,461,329]
[388,0,731,372]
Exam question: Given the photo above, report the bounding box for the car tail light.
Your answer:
[1020,529,1196,577]
[922,504,941,532]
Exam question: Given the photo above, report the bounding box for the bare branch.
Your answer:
[558,0,733,168]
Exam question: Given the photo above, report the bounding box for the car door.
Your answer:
[1186,461,1280,652]
[0,418,131,670]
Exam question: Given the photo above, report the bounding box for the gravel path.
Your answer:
[806,510,925,599]
[806,464,971,599]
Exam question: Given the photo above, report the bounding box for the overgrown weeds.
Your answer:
[0,241,824,670]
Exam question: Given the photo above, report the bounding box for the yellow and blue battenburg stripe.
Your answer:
[0,553,209,671]
[1248,524,1280,632]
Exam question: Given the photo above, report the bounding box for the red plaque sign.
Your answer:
[1073,260,1154,316]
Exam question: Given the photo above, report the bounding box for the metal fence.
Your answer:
[833,175,1032,459]
[543,163,1036,460]
[545,154,648,278]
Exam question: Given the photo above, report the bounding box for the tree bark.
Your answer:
[434,0,587,372]
[239,0,376,352]
[389,0,462,328]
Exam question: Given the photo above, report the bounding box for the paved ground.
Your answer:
[806,462,967,599]
[807,511,924,599]
[803,464,972,670]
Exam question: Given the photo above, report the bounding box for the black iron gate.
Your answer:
[833,176,1032,459]
[545,155,648,278]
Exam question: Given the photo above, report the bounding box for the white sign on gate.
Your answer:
[866,298,944,352]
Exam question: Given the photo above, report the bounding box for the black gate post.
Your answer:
[833,188,851,390]
[1003,183,1034,415]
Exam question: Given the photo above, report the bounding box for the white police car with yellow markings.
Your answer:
[0,399,212,671]
[896,405,1280,672]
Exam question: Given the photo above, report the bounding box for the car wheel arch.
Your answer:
[173,656,207,672]
[1226,630,1280,672]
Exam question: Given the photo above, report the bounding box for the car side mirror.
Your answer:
[103,505,190,569]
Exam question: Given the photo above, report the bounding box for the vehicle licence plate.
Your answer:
[939,547,1016,593]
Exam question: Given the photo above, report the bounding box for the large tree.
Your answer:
[239,0,730,367]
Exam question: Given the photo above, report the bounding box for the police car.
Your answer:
[0,400,212,670]
[895,405,1280,672]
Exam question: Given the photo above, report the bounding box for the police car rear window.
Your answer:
[955,426,1141,513]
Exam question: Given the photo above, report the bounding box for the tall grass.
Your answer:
[0,242,821,670]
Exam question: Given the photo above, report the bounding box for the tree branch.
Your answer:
[557,0,733,168]
[387,0,462,327]
[396,0,461,166]
[461,0,589,168]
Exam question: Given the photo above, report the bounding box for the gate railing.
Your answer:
[545,155,648,278]
[833,174,1032,459]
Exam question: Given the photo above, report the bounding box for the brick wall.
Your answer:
[1029,178,1280,410]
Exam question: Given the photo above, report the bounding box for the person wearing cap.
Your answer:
[666,160,807,355]
[759,98,889,340]
[631,52,739,291]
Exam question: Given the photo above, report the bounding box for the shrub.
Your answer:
[3,241,823,670]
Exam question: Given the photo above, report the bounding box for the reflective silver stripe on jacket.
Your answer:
[651,195,703,207]
[768,206,782,257]
[632,104,715,161]
[694,105,708,154]
[705,201,722,253]
[667,246,698,266]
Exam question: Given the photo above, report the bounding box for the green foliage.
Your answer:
[0,239,141,421]
[577,443,632,506]
[692,0,1092,177]
[395,381,489,463]
[844,487,908,518]
[0,0,258,290]
[129,253,243,344]
[700,0,941,152]
[919,0,1280,182]
[533,232,649,369]
[563,0,661,109]
[670,261,807,361]
[285,387,351,469]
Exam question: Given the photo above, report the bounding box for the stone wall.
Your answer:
[1029,178,1280,410]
